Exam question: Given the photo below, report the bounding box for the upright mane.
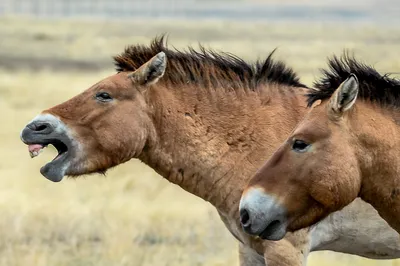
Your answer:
[114,35,306,90]
[307,53,400,107]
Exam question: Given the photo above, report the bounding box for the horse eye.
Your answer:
[95,92,113,102]
[292,139,310,153]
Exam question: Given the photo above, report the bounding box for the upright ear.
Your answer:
[128,52,167,86]
[328,74,359,116]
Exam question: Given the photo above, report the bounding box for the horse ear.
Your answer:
[328,74,359,116]
[128,52,166,86]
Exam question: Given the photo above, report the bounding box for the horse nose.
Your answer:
[239,188,288,240]
[240,208,252,231]
[25,121,54,135]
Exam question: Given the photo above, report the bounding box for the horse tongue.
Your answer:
[28,144,44,158]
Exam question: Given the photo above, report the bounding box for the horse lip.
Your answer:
[40,155,69,182]
[39,139,71,182]
[21,129,74,182]
[257,218,288,241]
[21,124,72,151]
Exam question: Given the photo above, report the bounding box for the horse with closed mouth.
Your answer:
[239,54,400,241]
[21,37,400,265]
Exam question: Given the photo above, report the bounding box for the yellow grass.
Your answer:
[1,17,400,265]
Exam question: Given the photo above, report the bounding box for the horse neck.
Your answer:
[140,82,308,216]
[354,102,400,233]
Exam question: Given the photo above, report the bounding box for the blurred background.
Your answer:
[1,0,400,265]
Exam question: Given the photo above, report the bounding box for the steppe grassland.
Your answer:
[1,17,400,265]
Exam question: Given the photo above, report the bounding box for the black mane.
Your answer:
[308,53,400,107]
[114,35,306,90]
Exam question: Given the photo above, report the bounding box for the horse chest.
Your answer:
[217,210,265,254]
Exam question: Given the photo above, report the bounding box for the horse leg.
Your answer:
[239,242,266,266]
[263,230,310,266]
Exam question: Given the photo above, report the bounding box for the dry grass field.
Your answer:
[1,16,400,265]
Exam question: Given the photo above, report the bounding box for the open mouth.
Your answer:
[29,139,68,161]
[27,139,70,182]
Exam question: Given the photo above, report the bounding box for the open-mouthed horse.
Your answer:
[20,38,400,265]
[239,54,400,242]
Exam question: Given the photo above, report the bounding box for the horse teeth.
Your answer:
[29,148,44,158]
[30,151,39,158]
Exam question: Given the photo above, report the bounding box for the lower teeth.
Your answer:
[29,149,43,158]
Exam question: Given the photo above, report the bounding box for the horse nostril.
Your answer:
[36,124,47,131]
[27,122,53,133]
[240,209,251,228]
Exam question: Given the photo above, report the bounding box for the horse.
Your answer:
[20,38,400,265]
[239,54,400,242]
